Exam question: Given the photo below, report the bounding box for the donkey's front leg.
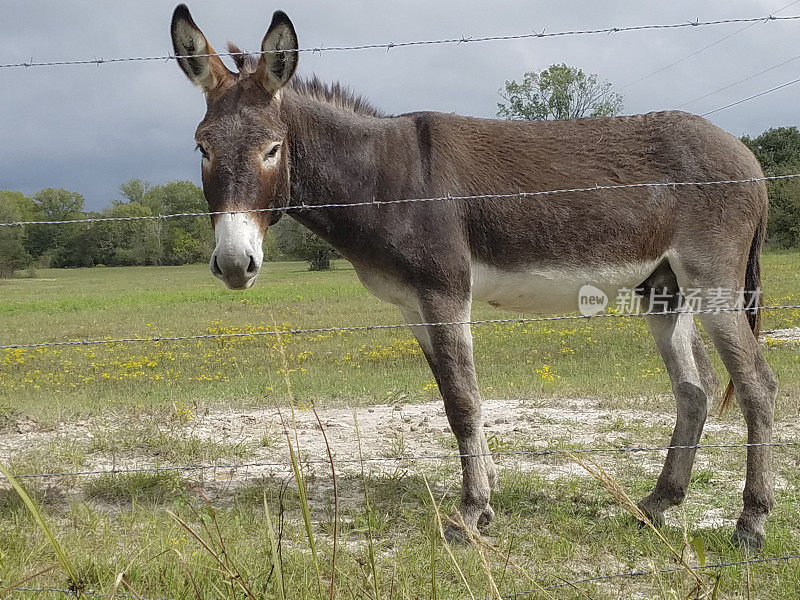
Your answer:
[411,296,494,539]
[402,307,497,497]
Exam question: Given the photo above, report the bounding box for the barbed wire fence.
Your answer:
[2,302,800,351]
[4,7,800,598]
[1,174,799,229]
[4,287,800,596]
[1,12,799,70]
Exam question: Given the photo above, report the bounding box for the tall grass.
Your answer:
[0,464,80,593]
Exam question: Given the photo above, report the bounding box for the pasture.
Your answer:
[2,254,800,598]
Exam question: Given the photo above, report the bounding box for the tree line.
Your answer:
[0,179,336,277]
[0,181,213,276]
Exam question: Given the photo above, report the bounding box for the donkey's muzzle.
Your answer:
[211,250,260,289]
[211,213,264,290]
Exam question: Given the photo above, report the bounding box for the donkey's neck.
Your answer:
[280,89,419,259]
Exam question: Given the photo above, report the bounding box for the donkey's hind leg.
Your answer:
[639,309,710,525]
[698,310,777,550]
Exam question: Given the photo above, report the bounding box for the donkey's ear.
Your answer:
[255,11,299,94]
[171,4,233,94]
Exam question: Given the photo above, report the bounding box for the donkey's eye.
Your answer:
[196,144,209,159]
[264,143,281,160]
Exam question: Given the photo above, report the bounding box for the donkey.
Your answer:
[170,5,777,549]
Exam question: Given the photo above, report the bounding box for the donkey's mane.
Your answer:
[227,43,383,117]
[290,76,384,117]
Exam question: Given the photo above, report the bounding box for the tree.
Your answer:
[273,218,338,271]
[497,64,623,121]
[0,194,32,278]
[142,181,214,265]
[0,190,38,221]
[119,178,151,205]
[742,127,800,248]
[26,188,86,267]
[742,127,800,177]
[85,202,163,266]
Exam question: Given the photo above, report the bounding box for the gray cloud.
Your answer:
[1,0,797,208]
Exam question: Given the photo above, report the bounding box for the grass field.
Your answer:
[2,254,800,599]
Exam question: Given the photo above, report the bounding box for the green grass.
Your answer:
[2,464,799,599]
[3,255,800,423]
[2,254,800,598]
[84,471,185,504]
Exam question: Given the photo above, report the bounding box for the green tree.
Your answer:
[274,218,337,271]
[497,64,623,121]
[742,127,800,176]
[0,190,38,221]
[742,127,800,248]
[86,202,163,266]
[26,188,86,267]
[0,195,32,278]
[142,181,213,265]
[119,178,151,205]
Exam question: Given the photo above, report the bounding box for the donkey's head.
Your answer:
[171,5,298,289]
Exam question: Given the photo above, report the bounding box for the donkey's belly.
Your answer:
[471,259,663,314]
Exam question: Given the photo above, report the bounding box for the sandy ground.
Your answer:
[763,327,800,341]
[0,397,748,473]
[0,397,762,485]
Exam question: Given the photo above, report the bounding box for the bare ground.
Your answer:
[6,396,797,528]
[1,396,749,478]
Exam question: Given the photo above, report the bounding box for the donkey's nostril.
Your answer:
[246,255,258,275]
[211,255,223,277]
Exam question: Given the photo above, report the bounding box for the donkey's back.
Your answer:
[414,109,760,199]
[396,110,766,313]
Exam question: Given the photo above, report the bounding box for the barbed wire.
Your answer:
[1,174,797,228]
[701,74,800,116]
[676,52,800,109]
[5,554,799,599]
[1,14,799,70]
[618,0,800,93]
[11,440,800,481]
[2,303,799,352]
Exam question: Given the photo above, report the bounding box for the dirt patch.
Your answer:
[0,396,761,481]
[763,328,800,342]
[4,396,798,536]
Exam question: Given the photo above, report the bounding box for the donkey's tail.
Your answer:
[720,216,766,413]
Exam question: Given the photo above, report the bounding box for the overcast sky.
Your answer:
[1,0,798,209]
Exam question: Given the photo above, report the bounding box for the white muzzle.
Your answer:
[210,213,264,289]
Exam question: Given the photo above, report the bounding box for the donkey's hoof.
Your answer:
[477,506,495,528]
[636,501,665,528]
[732,528,765,552]
[444,523,475,544]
